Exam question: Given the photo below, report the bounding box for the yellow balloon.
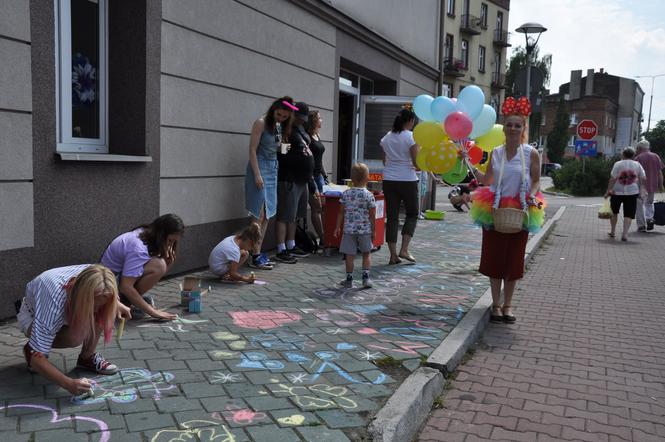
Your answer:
[416,147,432,171]
[475,160,489,174]
[427,141,459,174]
[413,121,447,148]
[475,124,505,152]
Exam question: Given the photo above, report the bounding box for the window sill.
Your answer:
[56,153,153,162]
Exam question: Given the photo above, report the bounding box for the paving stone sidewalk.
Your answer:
[0,194,490,441]
[419,205,665,441]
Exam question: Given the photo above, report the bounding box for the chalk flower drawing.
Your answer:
[210,372,241,384]
[287,373,309,384]
[358,350,381,360]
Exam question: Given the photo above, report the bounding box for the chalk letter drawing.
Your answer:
[0,404,110,442]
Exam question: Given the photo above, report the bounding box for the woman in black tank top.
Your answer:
[305,111,328,242]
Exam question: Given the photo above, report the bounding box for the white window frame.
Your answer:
[461,39,469,68]
[447,0,455,16]
[55,0,108,153]
[478,45,486,72]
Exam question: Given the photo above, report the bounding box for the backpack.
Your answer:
[654,201,665,226]
[295,218,318,254]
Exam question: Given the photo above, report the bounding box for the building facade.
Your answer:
[0,0,509,319]
[542,69,644,157]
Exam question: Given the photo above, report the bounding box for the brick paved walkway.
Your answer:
[0,193,489,441]
[419,205,665,441]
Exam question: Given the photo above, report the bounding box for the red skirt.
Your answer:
[479,229,528,281]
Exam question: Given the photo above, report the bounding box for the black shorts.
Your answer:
[610,194,638,219]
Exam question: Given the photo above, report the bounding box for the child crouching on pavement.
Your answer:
[448,179,479,212]
[334,163,376,288]
[208,223,262,283]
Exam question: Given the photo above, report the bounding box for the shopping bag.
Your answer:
[654,201,665,226]
[598,199,612,219]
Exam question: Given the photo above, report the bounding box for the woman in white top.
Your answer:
[380,106,420,264]
[604,147,646,241]
[470,107,545,324]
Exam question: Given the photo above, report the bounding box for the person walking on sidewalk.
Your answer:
[604,147,647,241]
[245,96,297,270]
[381,105,420,265]
[274,102,315,263]
[333,163,376,288]
[101,214,183,321]
[635,138,664,232]
[305,109,328,246]
[17,264,131,394]
[469,97,545,323]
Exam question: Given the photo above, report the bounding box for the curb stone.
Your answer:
[367,206,566,442]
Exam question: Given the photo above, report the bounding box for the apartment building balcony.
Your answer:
[444,58,467,78]
[493,29,511,47]
[460,14,482,35]
[491,72,506,89]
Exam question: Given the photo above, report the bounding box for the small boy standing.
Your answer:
[334,163,376,288]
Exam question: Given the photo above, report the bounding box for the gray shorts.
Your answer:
[339,233,373,255]
[277,181,307,223]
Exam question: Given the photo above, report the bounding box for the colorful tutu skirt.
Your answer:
[470,187,546,233]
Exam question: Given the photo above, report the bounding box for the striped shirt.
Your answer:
[22,264,91,355]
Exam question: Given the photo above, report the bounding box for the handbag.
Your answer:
[492,146,527,233]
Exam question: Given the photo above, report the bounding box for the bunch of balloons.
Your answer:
[412,85,506,184]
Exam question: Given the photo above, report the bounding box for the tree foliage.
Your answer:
[546,98,570,164]
[644,120,665,159]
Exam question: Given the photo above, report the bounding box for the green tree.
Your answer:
[505,46,552,142]
[643,119,665,159]
[546,98,569,164]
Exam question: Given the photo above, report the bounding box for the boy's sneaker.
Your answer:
[288,246,310,258]
[130,294,155,320]
[274,250,298,264]
[340,278,353,288]
[76,352,118,375]
[249,253,274,270]
[362,277,373,288]
[647,219,655,231]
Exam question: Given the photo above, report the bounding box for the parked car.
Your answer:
[541,162,561,177]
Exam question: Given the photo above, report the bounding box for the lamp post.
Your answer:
[515,23,547,101]
[635,73,665,133]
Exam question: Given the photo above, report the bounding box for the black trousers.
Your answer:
[383,180,419,243]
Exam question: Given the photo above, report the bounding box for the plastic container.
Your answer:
[424,210,445,220]
[188,292,202,313]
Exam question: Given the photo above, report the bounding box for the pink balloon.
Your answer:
[444,111,473,140]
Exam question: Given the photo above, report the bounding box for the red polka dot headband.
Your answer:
[501,97,532,116]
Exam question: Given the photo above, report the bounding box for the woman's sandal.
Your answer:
[398,253,416,263]
[388,256,403,265]
[490,305,503,323]
[502,305,516,323]
[607,232,615,238]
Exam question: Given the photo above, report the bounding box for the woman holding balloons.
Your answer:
[380,105,420,264]
[469,97,546,324]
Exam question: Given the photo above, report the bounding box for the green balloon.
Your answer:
[440,159,468,185]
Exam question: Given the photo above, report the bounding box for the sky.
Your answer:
[508,0,665,130]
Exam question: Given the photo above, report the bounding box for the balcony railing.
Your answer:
[493,29,511,47]
[443,58,467,77]
[491,72,506,89]
[460,14,482,35]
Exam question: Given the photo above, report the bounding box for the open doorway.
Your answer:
[337,91,357,183]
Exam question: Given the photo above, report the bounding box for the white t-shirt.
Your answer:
[381,130,418,181]
[208,236,241,275]
[611,159,645,195]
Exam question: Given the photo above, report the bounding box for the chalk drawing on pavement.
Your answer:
[229,310,301,329]
[71,368,176,404]
[272,383,358,410]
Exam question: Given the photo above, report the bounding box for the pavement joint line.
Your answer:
[366,206,566,442]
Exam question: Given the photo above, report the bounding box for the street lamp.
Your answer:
[635,73,665,133]
[515,22,547,101]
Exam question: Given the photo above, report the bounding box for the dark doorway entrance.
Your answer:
[337,92,355,183]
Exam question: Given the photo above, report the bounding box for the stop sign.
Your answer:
[577,120,598,140]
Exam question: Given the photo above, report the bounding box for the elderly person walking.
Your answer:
[634,138,664,232]
[604,147,647,241]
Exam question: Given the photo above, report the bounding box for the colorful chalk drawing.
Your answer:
[277,414,306,426]
[285,352,310,362]
[335,342,357,351]
[309,351,385,385]
[249,331,314,351]
[212,404,268,425]
[137,317,210,333]
[367,340,431,355]
[0,404,110,442]
[151,420,236,442]
[287,373,310,384]
[210,372,242,384]
[71,368,176,404]
[343,304,387,315]
[209,350,240,360]
[236,351,284,370]
[212,331,241,341]
[272,383,358,410]
[301,308,368,327]
[229,310,301,329]
[312,286,398,305]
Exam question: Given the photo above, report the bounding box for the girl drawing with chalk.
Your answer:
[16,264,131,395]
[208,223,262,283]
[101,214,184,321]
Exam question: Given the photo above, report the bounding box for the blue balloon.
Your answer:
[413,95,435,121]
[456,85,485,120]
[430,96,457,123]
[469,105,497,139]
